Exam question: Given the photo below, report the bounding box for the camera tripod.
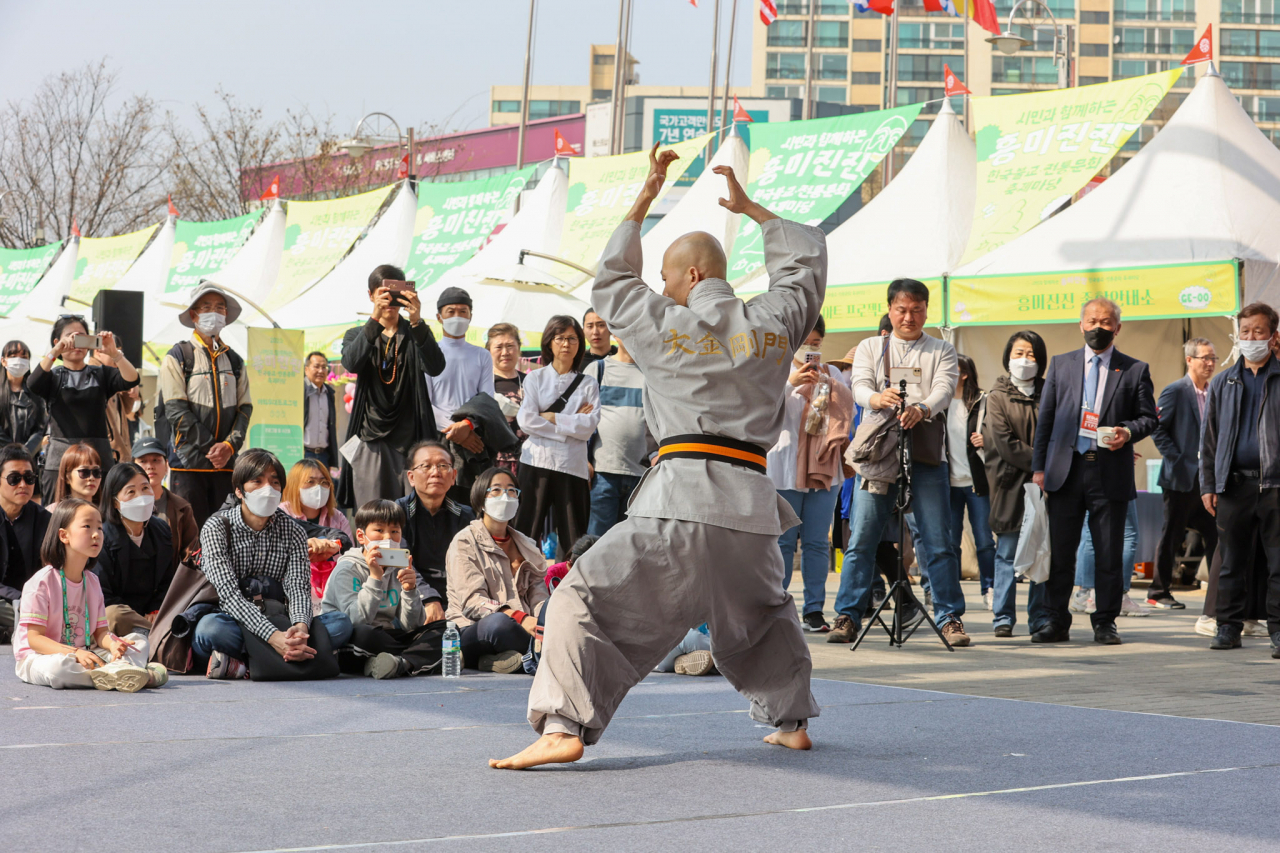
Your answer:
[851,379,953,651]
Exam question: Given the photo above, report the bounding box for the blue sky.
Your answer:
[0,0,756,135]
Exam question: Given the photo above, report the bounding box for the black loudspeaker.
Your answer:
[92,289,144,367]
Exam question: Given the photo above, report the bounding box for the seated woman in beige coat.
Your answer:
[445,467,549,673]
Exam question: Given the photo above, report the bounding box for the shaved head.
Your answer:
[660,231,727,306]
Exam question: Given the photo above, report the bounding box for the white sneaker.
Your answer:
[1069,588,1096,614]
[1194,615,1216,637]
[89,660,151,693]
[1243,620,1269,637]
[1119,594,1150,617]
[983,590,994,611]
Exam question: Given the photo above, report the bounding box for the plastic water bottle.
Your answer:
[541,531,559,561]
[442,621,461,678]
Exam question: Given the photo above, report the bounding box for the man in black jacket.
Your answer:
[396,440,472,615]
[1032,297,1157,645]
[339,265,446,508]
[1149,337,1218,610]
[0,443,50,643]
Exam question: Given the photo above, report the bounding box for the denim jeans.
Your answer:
[587,472,642,537]
[835,463,966,627]
[950,485,996,593]
[1075,500,1138,593]
[192,610,354,662]
[992,532,1050,632]
[777,484,840,615]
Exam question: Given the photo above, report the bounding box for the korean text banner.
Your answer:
[70,224,159,304]
[559,134,711,273]
[166,211,263,294]
[739,278,943,332]
[948,260,1239,326]
[962,69,1183,265]
[0,242,61,315]
[405,167,535,286]
[269,183,395,310]
[653,109,769,186]
[727,105,923,281]
[247,327,306,470]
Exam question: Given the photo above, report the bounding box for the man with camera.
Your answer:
[830,279,967,647]
[338,265,446,508]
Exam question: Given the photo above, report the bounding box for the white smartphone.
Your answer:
[803,351,822,365]
[73,334,104,350]
[379,548,410,568]
[888,366,922,385]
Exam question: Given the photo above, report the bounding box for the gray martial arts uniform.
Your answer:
[527,217,827,745]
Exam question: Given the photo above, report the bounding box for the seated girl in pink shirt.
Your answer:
[13,499,166,692]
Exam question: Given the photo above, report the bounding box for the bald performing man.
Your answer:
[490,145,827,770]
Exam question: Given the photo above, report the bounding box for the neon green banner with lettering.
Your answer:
[71,224,159,304]
[247,327,305,470]
[0,242,61,316]
[166,211,263,294]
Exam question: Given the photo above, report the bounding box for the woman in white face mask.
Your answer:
[0,340,47,465]
[980,330,1049,639]
[95,462,175,637]
[280,458,352,598]
[444,467,550,673]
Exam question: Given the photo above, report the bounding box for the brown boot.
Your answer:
[827,614,858,643]
[941,619,971,647]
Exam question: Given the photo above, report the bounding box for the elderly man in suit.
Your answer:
[1031,297,1157,645]
[303,351,340,471]
[1149,337,1218,610]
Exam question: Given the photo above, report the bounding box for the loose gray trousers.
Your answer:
[527,515,820,745]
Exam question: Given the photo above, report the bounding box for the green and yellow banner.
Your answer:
[740,277,943,333]
[406,167,535,286]
[559,134,710,274]
[246,327,306,470]
[948,260,1239,326]
[727,105,924,283]
[166,211,263,294]
[269,184,395,310]
[70,224,159,304]
[963,69,1183,265]
[0,242,61,316]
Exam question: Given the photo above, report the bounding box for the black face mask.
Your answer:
[1083,326,1115,351]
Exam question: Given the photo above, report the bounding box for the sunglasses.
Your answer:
[74,467,103,480]
[4,471,35,486]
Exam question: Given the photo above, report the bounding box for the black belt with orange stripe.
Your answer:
[657,434,768,475]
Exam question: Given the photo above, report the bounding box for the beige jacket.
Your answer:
[444,519,549,628]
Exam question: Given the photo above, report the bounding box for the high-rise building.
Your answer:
[752,0,1280,167]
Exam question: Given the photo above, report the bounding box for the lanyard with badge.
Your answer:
[1078,368,1100,443]
[59,569,92,649]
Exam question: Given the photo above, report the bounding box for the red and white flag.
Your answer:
[865,0,894,14]
[759,0,777,25]
[167,194,179,217]
[396,153,410,180]
[71,217,81,238]
[943,64,971,97]
[553,129,576,156]
[733,96,754,123]
[260,174,280,201]
[1182,24,1212,65]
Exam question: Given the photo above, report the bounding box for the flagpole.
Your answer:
[707,0,722,147]
[803,0,817,120]
[884,3,899,183]
[718,0,741,143]
[515,0,536,169]
[962,0,970,131]
[614,0,635,155]
[609,0,627,155]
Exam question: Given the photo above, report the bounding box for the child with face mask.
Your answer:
[445,467,549,673]
[321,500,444,679]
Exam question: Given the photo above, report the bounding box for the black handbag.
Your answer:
[242,613,340,682]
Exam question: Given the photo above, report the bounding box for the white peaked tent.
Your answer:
[144,201,287,357]
[952,66,1280,299]
[273,182,416,330]
[826,98,975,288]
[633,129,750,288]
[114,217,176,299]
[0,236,78,352]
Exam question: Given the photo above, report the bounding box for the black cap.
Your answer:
[437,286,473,312]
[131,436,167,460]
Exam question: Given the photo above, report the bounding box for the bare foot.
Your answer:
[764,729,812,750]
[489,733,585,770]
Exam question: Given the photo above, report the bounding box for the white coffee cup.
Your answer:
[1097,426,1117,447]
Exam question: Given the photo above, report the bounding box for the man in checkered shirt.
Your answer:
[190,448,352,678]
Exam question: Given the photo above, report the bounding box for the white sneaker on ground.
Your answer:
[1069,588,1096,614]
[1194,615,1216,637]
[983,590,994,611]
[1119,594,1150,617]
[1244,620,1269,637]
[89,660,151,693]
[673,650,715,676]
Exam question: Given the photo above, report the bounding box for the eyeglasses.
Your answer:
[4,472,35,486]
[485,486,521,498]
[57,313,86,322]
[1190,355,1219,363]
[552,336,578,346]
[410,463,453,474]
[490,343,520,353]
[74,467,103,480]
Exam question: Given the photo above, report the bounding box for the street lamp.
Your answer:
[986,0,1072,87]
[340,111,416,181]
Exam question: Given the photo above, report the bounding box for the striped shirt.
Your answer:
[200,506,312,641]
